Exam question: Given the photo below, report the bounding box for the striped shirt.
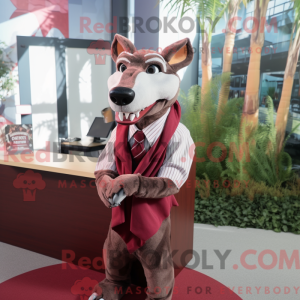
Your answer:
[95,108,195,188]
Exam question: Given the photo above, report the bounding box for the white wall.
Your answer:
[65,48,112,138]
[29,46,58,151]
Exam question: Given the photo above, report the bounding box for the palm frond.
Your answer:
[244,97,295,186]
[181,77,295,187]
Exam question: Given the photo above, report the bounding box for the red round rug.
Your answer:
[0,264,242,299]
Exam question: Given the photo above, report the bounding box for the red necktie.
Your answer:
[131,130,146,165]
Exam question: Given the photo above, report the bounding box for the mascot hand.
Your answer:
[106,174,140,199]
[96,174,115,208]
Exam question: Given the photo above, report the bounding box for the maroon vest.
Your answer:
[112,101,181,253]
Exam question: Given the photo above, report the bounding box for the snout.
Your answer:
[109,87,135,106]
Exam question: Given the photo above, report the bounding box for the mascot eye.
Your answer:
[146,65,161,74]
[119,63,127,73]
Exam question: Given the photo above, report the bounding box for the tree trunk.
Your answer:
[201,31,212,101]
[275,38,300,153]
[216,0,240,124]
[200,31,212,134]
[240,0,270,134]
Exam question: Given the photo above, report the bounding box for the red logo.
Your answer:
[71,277,99,300]
[9,0,69,38]
[87,39,111,65]
[13,170,46,201]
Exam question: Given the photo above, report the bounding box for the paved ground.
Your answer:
[191,224,300,300]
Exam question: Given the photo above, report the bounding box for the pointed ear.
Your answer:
[111,34,136,63]
[161,38,194,72]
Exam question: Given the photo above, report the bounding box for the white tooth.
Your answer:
[119,112,123,121]
[129,114,135,121]
[125,112,130,119]
[136,111,140,118]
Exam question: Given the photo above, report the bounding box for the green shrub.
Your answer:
[194,192,300,234]
[196,177,300,200]
[267,87,275,99]
[0,42,16,101]
[180,74,247,182]
[243,97,300,187]
[180,76,300,234]
[180,77,300,187]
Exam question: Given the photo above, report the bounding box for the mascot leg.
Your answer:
[92,224,135,300]
[134,215,174,300]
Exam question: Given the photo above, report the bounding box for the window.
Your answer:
[230,77,234,87]
[274,4,284,14]
[235,77,240,88]
[241,76,247,88]
[275,0,288,5]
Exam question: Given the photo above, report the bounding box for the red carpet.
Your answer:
[0,264,242,299]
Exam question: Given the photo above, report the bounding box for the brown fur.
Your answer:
[111,34,136,61]
[105,173,179,199]
[95,170,119,208]
[95,171,179,201]
[111,34,194,129]
[93,215,174,300]
[93,35,194,300]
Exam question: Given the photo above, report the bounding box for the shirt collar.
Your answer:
[128,107,171,145]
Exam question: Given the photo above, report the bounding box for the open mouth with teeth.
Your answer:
[115,102,156,125]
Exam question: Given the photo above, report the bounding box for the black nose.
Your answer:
[109,87,135,106]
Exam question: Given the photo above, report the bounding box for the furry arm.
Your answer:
[105,174,179,199]
[94,170,119,208]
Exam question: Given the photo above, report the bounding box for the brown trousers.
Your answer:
[95,215,174,300]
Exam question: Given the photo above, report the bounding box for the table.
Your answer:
[0,151,196,287]
[60,140,107,154]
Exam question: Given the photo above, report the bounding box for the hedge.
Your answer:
[194,193,300,234]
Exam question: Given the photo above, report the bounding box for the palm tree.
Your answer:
[160,0,229,97]
[197,0,231,100]
[216,0,247,124]
[240,0,270,134]
[160,0,229,135]
[275,0,300,154]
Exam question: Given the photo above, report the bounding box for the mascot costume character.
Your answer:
[91,34,195,300]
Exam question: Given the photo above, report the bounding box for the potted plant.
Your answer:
[0,42,16,109]
[0,41,16,149]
